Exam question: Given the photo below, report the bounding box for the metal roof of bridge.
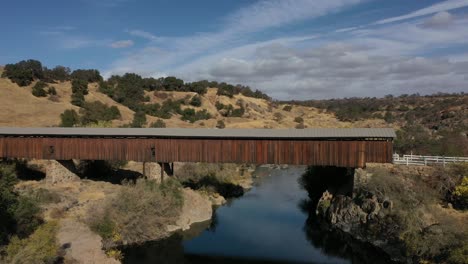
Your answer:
[0,127,396,139]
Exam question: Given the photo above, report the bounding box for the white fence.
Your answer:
[393,154,468,166]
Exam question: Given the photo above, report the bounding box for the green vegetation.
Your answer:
[282,93,468,156]
[131,111,147,128]
[181,108,211,123]
[177,163,245,198]
[216,120,226,129]
[70,69,102,83]
[59,102,121,127]
[0,164,43,245]
[60,109,80,127]
[87,178,183,245]
[189,95,202,107]
[2,60,44,86]
[0,163,58,263]
[5,221,59,264]
[357,164,467,263]
[79,101,121,125]
[31,81,48,97]
[294,116,304,123]
[283,105,292,111]
[2,60,101,87]
[70,79,88,107]
[215,102,245,117]
[150,119,166,128]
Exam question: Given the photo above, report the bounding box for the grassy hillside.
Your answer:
[0,75,388,129]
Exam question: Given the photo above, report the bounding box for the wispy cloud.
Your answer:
[104,0,468,99]
[110,40,134,48]
[126,30,161,41]
[375,0,468,25]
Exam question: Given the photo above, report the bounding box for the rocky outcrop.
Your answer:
[167,188,213,232]
[45,160,80,184]
[317,191,404,262]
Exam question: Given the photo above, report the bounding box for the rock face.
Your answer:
[45,160,80,184]
[316,166,409,263]
[167,188,213,232]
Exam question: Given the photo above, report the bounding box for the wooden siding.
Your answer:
[0,137,392,167]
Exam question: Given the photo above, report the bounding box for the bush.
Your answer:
[71,91,85,107]
[87,179,183,244]
[131,111,147,128]
[181,108,212,123]
[71,69,102,83]
[150,119,166,128]
[189,95,202,107]
[5,221,59,263]
[283,105,292,111]
[453,176,468,210]
[80,101,121,125]
[60,109,79,127]
[71,79,88,95]
[294,116,304,123]
[2,60,43,86]
[216,120,225,129]
[31,81,48,97]
[47,86,57,95]
[0,164,43,246]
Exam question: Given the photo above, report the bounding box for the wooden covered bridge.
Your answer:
[0,127,395,169]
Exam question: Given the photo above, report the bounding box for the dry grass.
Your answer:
[0,74,388,129]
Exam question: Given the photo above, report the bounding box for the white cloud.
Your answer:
[375,0,468,25]
[104,0,468,99]
[127,30,161,41]
[110,40,134,48]
[422,11,455,28]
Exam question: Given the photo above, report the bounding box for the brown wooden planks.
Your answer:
[0,137,393,167]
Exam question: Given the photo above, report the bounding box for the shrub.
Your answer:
[295,123,306,129]
[71,92,85,107]
[453,176,468,210]
[273,112,283,122]
[47,86,57,95]
[0,164,43,245]
[70,69,102,82]
[5,221,59,263]
[150,119,166,128]
[283,105,292,111]
[31,81,48,97]
[79,101,121,125]
[294,116,304,123]
[2,59,43,86]
[131,111,147,128]
[216,120,225,129]
[71,79,88,95]
[60,109,79,127]
[189,95,202,107]
[181,108,212,123]
[87,179,183,244]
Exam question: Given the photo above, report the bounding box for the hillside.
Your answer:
[0,75,387,129]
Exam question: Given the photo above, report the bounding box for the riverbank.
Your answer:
[9,161,257,263]
[313,163,468,263]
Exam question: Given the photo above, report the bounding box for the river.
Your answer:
[122,166,359,263]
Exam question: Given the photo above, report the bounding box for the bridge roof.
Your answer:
[0,127,396,139]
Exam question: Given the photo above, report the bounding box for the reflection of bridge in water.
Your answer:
[0,127,395,177]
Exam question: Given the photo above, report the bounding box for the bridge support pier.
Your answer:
[158,162,174,182]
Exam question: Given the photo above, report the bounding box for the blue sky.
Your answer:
[1,0,468,99]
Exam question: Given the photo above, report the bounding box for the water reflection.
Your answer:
[122,166,387,264]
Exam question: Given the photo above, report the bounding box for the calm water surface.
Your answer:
[123,167,352,264]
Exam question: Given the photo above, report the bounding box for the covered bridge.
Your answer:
[0,127,395,168]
